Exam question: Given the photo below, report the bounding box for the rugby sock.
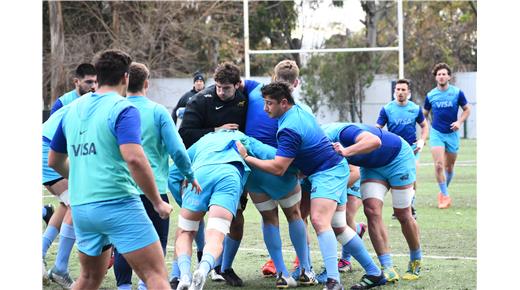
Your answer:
[439,182,449,196]
[199,253,216,276]
[410,248,422,261]
[117,284,132,290]
[307,242,313,268]
[221,235,240,271]
[378,253,393,269]
[288,219,310,272]
[195,220,205,252]
[263,223,289,276]
[137,280,147,290]
[343,235,381,276]
[355,223,362,235]
[445,171,454,187]
[215,254,222,268]
[341,244,352,262]
[170,259,180,279]
[54,223,76,273]
[178,254,192,278]
[42,225,59,258]
[317,230,340,282]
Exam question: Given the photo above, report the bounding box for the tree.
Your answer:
[47,1,67,107]
[302,33,377,122]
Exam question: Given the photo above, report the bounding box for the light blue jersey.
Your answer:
[377,100,425,145]
[169,130,252,216]
[52,92,141,206]
[51,89,80,115]
[127,95,194,194]
[276,104,343,176]
[424,85,468,133]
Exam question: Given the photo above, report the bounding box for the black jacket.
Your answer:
[171,88,198,124]
[179,85,248,148]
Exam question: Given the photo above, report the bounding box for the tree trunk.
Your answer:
[48,1,67,105]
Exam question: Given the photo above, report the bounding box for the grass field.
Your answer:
[42,139,477,290]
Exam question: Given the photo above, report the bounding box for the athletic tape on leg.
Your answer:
[331,210,347,228]
[253,199,277,212]
[178,215,200,231]
[361,182,388,201]
[336,226,357,245]
[278,191,301,209]
[206,217,231,235]
[58,190,70,206]
[391,187,414,209]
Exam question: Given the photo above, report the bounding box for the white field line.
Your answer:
[164,245,476,262]
[420,160,476,167]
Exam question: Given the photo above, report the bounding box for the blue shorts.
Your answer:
[182,164,243,217]
[42,139,62,184]
[72,197,159,256]
[347,179,361,199]
[429,127,460,153]
[246,168,298,200]
[307,159,348,205]
[361,139,416,187]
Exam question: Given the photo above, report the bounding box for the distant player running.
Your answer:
[376,78,428,218]
[424,63,471,209]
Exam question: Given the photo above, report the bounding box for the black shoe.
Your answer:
[220,267,244,287]
[169,276,179,290]
[43,204,54,225]
[350,272,387,290]
[197,250,203,263]
[324,278,344,290]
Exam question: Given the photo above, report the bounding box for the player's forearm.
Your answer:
[244,156,287,176]
[342,139,381,157]
[458,105,471,123]
[48,151,69,178]
[128,158,163,205]
[121,145,163,205]
[419,121,429,141]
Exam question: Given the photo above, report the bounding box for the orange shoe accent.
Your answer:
[292,256,300,271]
[437,192,443,205]
[261,259,276,277]
[438,194,452,209]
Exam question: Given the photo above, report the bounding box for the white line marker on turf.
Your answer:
[165,246,476,261]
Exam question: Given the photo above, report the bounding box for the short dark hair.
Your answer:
[127,62,149,93]
[396,78,411,89]
[432,63,452,76]
[75,63,96,78]
[213,62,241,85]
[93,49,132,87]
[261,82,295,105]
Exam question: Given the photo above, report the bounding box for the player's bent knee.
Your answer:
[391,187,414,209]
[254,199,277,212]
[331,210,347,228]
[278,191,301,209]
[178,215,200,232]
[361,182,388,202]
[207,217,231,235]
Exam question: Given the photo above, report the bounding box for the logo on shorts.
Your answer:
[400,174,409,181]
[310,186,317,193]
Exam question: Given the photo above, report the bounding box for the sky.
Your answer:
[294,0,366,49]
